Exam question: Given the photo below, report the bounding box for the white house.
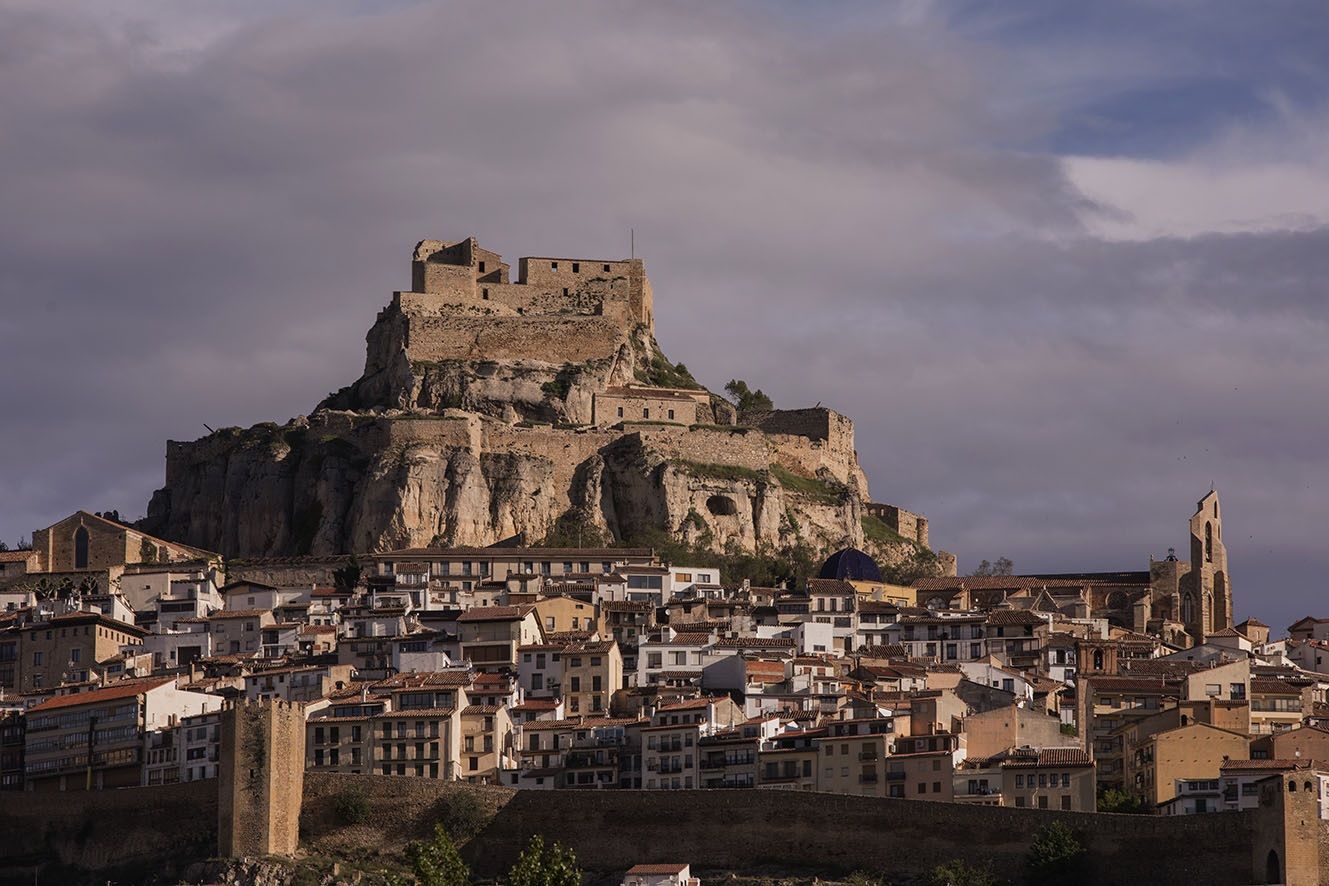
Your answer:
[623,864,698,886]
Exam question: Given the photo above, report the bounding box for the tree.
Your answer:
[1097,787,1149,814]
[971,556,1013,576]
[507,834,582,886]
[406,823,470,886]
[1026,821,1087,885]
[724,379,773,421]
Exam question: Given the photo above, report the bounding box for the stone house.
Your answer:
[460,703,513,783]
[641,696,745,790]
[457,605,543,673]
[1128,721,1251,806]
[24,676,222,791]
[5,610,147,693]
[207,609,274,657]
[757,726,823,791]
[623,863,699,886]
[531,595,602,636]
[956,747,1095,811]
[816,717,896,797]
[1249,677,1313,736]
[592,385,704,426]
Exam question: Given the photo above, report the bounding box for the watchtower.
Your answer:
[218,698,306,858]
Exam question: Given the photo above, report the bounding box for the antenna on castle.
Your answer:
[630,227,635,259]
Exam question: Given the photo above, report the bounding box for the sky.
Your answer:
[1,1,1325,632]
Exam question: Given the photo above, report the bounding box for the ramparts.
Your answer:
[2,773,1314,885]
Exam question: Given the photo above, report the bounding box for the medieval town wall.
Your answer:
[4,773,1313,884]
[299,775,1267,884]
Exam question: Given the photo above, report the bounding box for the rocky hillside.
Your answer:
[142,239,947,573]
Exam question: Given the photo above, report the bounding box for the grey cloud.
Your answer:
[0,1,1323,629]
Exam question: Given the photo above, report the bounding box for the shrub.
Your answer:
[333,786,370,825]
[434,789,491,841]
[923,859,995,886]
[1026,821,1087,885]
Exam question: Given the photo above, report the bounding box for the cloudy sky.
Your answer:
[2,1,1325,630]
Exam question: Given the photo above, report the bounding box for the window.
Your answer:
[1061,795,1072,810]
[643,408,650,419]
[32,651,43,666]
[668,409,675,420]
[70,648,81,663]
[617,407,624,418]
[479,261,486,273]
[74,526,89,569]
[572,262,580,273]
[551,261,558,270]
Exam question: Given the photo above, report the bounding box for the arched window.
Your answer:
[1265,849,1280,884]
[1288,779,1297,792]
[1205,522,1213,563]
[74,526,89,570]
[1093,650,1104,671]
[1182,593,1196,625]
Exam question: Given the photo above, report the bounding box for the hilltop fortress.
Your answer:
[145,238,947,572]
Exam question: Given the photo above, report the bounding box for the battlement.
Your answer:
[406,237,653,329]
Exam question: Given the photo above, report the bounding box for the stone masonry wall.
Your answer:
[299,774,1269,884]
[2,774,1317,884]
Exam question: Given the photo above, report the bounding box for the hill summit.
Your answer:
[143,238,949,577]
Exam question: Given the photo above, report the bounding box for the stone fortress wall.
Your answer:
[5,765,1327,885]
[368,237,654,369]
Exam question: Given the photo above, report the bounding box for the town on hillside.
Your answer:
[3,487,1327,826]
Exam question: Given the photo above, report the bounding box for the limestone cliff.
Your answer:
[144,238,945,571]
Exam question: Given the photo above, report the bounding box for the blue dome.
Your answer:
[818,547,882,582]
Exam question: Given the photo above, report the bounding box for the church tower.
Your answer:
[1182,489,1232,641]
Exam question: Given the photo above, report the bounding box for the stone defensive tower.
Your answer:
[218,698,306,858]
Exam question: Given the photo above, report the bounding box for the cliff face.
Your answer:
[144,238,942,569]
[145,412,872,559]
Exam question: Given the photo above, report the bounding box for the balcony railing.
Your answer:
[859,773,879,783]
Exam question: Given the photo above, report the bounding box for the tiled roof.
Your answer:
[986,610,1046,626]
[379,545,654,558]
[1221,758,1325,772]
[1251,679,1306,695]
[28,677,177,713]
[1087,676,1181,693]
[627,865,689,875]
[462,704,502,715]
[208,609,270,620]
[713,637,795,649]
[601,600,654,612]
[807,579,857,596]
[457,605,532,622]
[0,551,34,563]
[857,644,908,659]
[658,697,714,712]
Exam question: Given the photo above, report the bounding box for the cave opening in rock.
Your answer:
[706,495,738,516]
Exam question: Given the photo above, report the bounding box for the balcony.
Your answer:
[885,771,906,781]
[858,751,879,762]
[859,773,879,784]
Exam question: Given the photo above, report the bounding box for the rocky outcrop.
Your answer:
[145,412,878,560]
[143,238,945,570]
